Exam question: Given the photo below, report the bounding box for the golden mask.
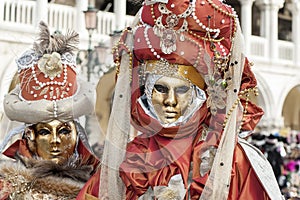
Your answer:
[26,120,77,164]
[152,76,192,124]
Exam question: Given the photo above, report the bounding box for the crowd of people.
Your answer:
[250,131,300,199]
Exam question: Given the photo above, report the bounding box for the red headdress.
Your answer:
[4,21,94,124]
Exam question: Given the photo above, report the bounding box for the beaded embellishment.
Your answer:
[17,49,78,103]
[191,0,220,38]
[153,3,192,54]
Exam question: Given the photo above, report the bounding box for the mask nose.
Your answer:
[164,89,177,107]
[50,131,61,144]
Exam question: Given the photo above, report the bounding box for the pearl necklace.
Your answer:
[191,0,220,38]
[144,25,162,60]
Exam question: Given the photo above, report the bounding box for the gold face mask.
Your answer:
[151,76,192,124]
[26,120,77,164]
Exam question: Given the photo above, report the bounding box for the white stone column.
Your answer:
[114,0,126,31]
[290,0,300,65]
[0,1,4,24]
[76,0,88,33]
[268,3,281,60]
[258,4,268,37]
[35,0,48,27]
[256,0,284,61]
[255,1,270,59]
[239,0,254,55]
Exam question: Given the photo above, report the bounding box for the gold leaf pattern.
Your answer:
[39,86,49,96]
[32,86,41,90]
[50,90,54,98]
[62,91,69,97]
[56,88,60,97]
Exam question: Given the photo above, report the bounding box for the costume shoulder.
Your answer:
[238,138,284,200]
[0,160,84,199]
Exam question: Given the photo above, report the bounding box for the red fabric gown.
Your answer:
[119,88,269,199]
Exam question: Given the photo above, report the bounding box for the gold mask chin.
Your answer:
[25,119,78,164]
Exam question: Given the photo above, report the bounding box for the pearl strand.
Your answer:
[53,100,58,117]
[112,28,134,81]
[151,4,156,23]
[206,0,237,19]
[222,97,240,128]
[144,25,162,60]
[223,87,259,129]
[31,64,68,88]
[191,0,220,38]
[206,0,238,40]
[217,41,227,57]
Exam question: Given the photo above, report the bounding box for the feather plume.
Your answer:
[33,21,79,55]
[33,21,51,55]
[60,29,79,54]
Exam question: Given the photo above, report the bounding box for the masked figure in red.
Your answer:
[81,0,284,199]
[0,21,99,200]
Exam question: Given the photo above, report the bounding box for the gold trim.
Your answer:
[85,194,99,200]
[145,60,205,89]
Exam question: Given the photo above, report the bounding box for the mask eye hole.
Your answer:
[154,84,169,93]
[58,128,71,135]
[37,129,50,136]
[175,86,190,94]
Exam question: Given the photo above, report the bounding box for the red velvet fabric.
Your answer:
[119,55,266,199]
[120,103,270,199]
[190,143,270,200]
[76,169,101,200]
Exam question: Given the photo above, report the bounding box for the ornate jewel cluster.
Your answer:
[141,24,203,68]
[153,3,193,54]
[203,37,233,115]
[205,75,228,115]
[38,52,63,79]
[144,59,185,80]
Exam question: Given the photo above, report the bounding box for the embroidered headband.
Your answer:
[144,60,205,89]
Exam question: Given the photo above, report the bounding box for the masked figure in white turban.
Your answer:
[0,21,99,200]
